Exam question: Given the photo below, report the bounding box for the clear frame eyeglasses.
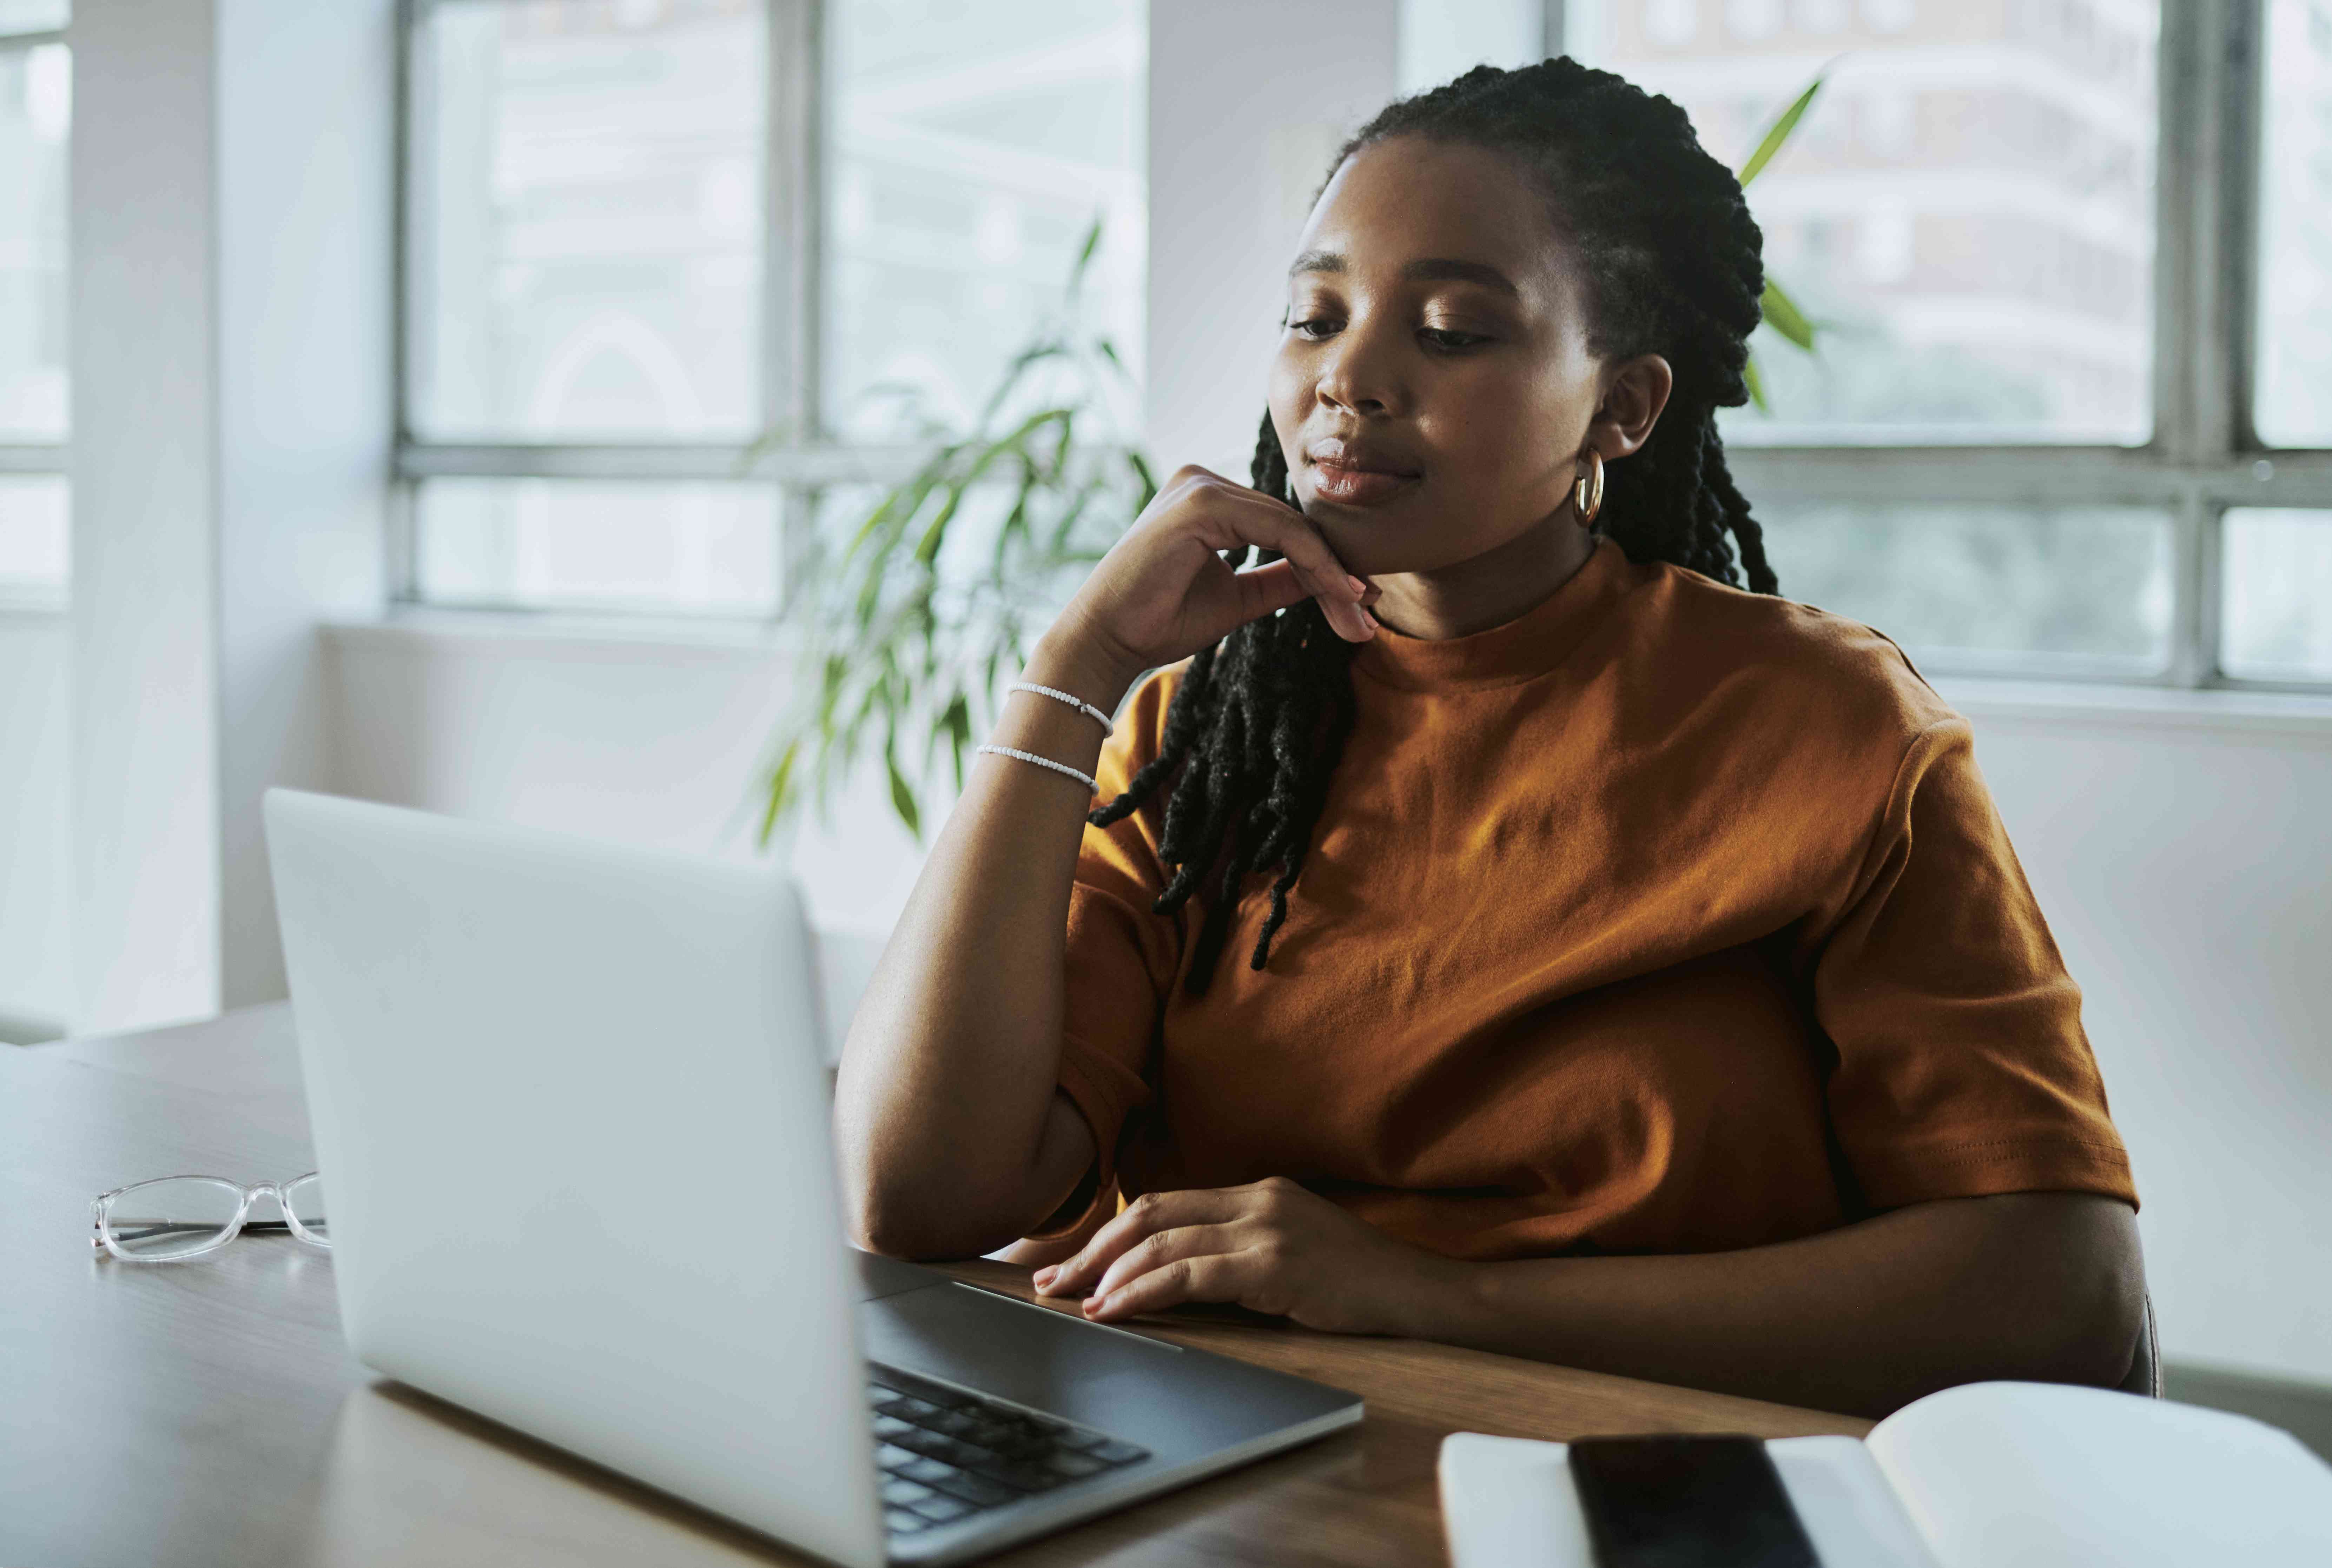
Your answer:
[90,1174,330,1262]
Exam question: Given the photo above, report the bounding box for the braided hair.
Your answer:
[1090,57,1778,993]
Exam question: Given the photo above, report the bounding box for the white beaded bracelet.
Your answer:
[1007,681,1114,735]
[977,744,1099,795]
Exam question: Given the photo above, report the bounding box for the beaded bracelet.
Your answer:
[976,744,1099,795]
[1006,681,1114,735]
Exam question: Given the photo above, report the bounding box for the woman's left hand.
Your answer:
[1030,1176,1460,1334]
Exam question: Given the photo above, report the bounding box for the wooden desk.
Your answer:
[0,1005,1867,1567]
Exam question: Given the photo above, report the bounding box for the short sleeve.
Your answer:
[1023,669,1187,1239]
[1814,718,2138,1212]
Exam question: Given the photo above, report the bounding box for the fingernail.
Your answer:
[1033,1265,1058,1290]
[1363,610,1379,632]
[1346,574,1367,598]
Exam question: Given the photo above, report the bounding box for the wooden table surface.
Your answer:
[0,1004,1868,1568]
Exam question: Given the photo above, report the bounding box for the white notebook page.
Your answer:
[1867,1382,2332,1568]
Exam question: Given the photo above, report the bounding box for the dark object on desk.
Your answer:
[1568,1435,1819,1568]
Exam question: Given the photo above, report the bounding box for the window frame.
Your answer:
[389,0,2332,694]
[0,21,67,611]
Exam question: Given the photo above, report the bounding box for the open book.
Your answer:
[1441,1380,2332,1567]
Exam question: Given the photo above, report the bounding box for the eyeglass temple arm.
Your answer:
[90,1218,297,1250]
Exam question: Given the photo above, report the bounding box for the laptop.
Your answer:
[262,788,1361,1567]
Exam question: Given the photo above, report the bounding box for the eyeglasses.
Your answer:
[90,1173,330,1262]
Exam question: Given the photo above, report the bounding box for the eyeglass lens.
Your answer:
[103,1177,246,1260]
[283,1174,328,1243]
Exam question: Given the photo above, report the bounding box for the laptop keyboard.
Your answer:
[866,1366,1151,1537]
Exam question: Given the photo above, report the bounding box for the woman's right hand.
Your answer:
[1045,465,1377,697]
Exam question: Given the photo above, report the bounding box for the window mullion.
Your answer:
[764,0,823,616]
[2213,0,2268,457]
[390,0,420,602]
[2151,2,2207,464]
[763,0,819,444]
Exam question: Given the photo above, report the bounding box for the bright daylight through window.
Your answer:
[0,1,67,602]
[404,0,1145,615]
[396,0,2327,693]
[2225,0,2332,682]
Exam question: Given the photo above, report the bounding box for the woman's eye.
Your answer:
[1420,328,1490,351]
[1288,317,1341,340]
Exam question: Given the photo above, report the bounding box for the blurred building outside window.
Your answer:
[1553,0,2327,689]
[402,0,1145,616]
[0,2,68,605]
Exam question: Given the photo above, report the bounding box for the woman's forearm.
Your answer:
[1393,1192,2145,1418]
[833,629,1130,1258]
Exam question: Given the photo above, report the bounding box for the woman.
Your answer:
[835,59,2143,1419]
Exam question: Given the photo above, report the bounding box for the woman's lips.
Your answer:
[1309,460,1420,506]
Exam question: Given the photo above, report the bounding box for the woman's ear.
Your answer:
[1587,354,1674,460]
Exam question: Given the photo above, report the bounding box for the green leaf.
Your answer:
[941,692,972,791]
[1737,74,1824,189]
[1744,354,1770,414]
[1069,213,1103,293]
[885,739,921,839]
[1761,278,1817,351]
[756,738,801,845]
[1127,450,1158,510]
[974,340,1067,431]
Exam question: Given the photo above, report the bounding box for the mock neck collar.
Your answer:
[1353,535,1635,692]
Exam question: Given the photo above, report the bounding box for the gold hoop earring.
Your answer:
[1572,448,1605,527]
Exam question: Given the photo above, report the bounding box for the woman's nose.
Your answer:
[1315,320,1409,417]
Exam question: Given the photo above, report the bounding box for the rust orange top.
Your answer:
[1039,536,2136,1258]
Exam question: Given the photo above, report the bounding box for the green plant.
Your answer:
[748,219,1155,843]
[1738,73,1827,411]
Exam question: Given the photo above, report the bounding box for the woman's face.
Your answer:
[1268,136,1663,579]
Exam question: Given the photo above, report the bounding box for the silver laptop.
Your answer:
[263,788,1360,1567]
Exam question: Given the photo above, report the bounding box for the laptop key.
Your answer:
[909,1493,975,1524]
[896,1455,957,1485]
[896,1430,988,1469]
[1043,1450,1107,1479]
[973,1459,1070,1495]
[882,1479,937,1508]
[1089,1439,1149,1465]
[883,1508,930,1535]
[924,1468,1020,1508]
[876,1442,919,1469]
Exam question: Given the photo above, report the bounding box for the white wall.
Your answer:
[70,0,225,1032]
[58,0,394,1035]
[0,611,71,1041]
[1954,687,2332,1382]
[213,0,394,1008]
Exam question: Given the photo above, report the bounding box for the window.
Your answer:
[406,0,769,442]
[0,1,66,605]
[397,0,1146,616]
[2253,0,2332,447]
[824,0,1144,440]
[2222,510,2332,682]
[1558,1,2332,691]
[1601,6,2160,446]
